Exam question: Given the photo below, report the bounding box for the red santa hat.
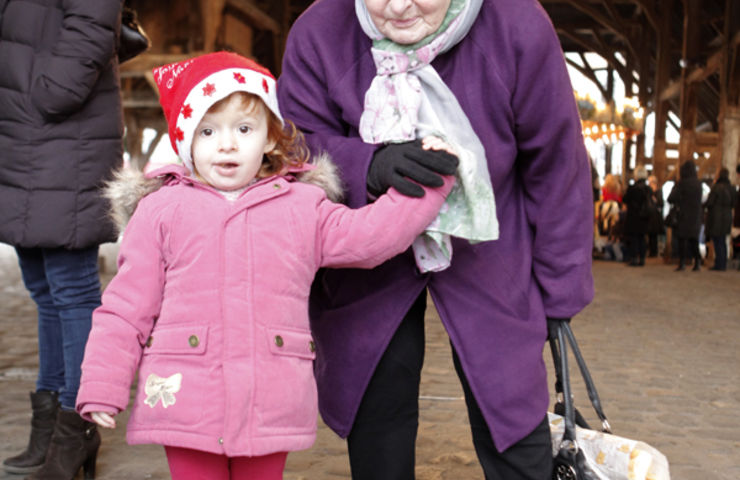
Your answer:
[152,51,283,171]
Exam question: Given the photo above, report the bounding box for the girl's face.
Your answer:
[191,95,276,191]
[364,0,451,45]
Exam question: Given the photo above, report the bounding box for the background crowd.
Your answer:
[592,162,740,272]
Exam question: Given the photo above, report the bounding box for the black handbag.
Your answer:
[119,6,150,63]
[665,205,679,229]
[548,319,611,480]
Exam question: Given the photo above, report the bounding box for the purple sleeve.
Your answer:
[511,6,594,317]
[278,17,376,209]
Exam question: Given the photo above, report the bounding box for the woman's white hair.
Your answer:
[634,165,648,180]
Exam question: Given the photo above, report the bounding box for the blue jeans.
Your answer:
[712,235,727,270]
[15,246,102,410]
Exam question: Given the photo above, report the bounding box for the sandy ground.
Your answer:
[1,243,739,479]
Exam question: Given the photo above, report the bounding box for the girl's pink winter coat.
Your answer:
[76,161,452,457]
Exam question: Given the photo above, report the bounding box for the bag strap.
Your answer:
[548,320,611,436]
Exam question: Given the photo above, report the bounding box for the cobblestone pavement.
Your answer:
[1,243,739,479]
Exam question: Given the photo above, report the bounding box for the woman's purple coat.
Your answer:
[278,0,594,451]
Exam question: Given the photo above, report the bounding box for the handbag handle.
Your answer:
[548,319,611,435]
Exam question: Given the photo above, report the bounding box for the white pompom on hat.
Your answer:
[152,51,283,172]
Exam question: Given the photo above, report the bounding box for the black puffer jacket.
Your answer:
[0,0,123,249]
[668,160,703,240]
[705,177,737,238]
[622,179,651,235]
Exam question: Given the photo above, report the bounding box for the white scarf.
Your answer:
[356,0,498,272]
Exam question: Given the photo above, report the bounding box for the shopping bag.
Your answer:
[548,320,671,480]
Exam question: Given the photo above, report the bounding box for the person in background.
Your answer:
[668,160,704,271]
[622,166,652,266]
[0,1,123,477]
[602,173,623,204]
[76,51,454,480]
[704,168,737,271]
[647,175,665,257]
[591,157,601,203]
[278,0,595,478]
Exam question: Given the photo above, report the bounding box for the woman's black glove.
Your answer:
[367,139,459,198]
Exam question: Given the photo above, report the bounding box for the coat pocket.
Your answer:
[142,325,209,356]
[129,325,210,428]
[266,327,316,360]
[254,328,318,433]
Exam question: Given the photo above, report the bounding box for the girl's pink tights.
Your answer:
[164,446,287,480]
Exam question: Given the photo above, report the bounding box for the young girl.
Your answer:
[75,51,456,479]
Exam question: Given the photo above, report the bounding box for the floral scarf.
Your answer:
[356,0,498,272]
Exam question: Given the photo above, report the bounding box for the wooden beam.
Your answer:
[120,53,200,78]
[123,99,162,109]
[658,34,734,102]
[632,0,659,32]
[556,28,637,87]
[563,0,639,62]
[201,0,226,53]
[600,0,626,34]
[566,57,609,99]
[226,0,280,33]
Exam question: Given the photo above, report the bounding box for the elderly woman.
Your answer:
[278,0,594,478]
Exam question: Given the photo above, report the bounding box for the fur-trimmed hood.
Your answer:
[104,153,344,235]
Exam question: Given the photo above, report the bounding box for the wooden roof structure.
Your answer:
[540,0,740,182]
[121,0,740,183]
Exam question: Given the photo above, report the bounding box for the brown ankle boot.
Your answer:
[3,391,59,474]
[25,409,100,480]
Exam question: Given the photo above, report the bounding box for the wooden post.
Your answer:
[719,0,740,183]
[652,0,673,185]
[124,114,145,171]
[622,136,634,182]
[635,26,651,167]
[200,0,226,53]
[677,0,701,171]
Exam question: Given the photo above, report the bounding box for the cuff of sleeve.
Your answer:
[77,403,119,422]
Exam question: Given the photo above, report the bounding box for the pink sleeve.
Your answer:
[76,200,166,415]
[317,176,454,269]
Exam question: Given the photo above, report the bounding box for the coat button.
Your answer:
[274,335,284,347]
[146,336,153,347]
[273,183,281,189]
[218,437,224,445]
[188,335,199,347]
[309,341,316,353]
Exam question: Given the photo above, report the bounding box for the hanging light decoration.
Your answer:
[576,93,645,144]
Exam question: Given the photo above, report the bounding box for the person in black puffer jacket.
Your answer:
[668,160,704,271]
[622,166,652,266]
[0,0,123,477]
[705,168,737,271]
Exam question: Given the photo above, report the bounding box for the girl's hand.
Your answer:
[421,136,456,156]
[91,411,117,429]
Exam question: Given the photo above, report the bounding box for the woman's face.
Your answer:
[364,0,452,45]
